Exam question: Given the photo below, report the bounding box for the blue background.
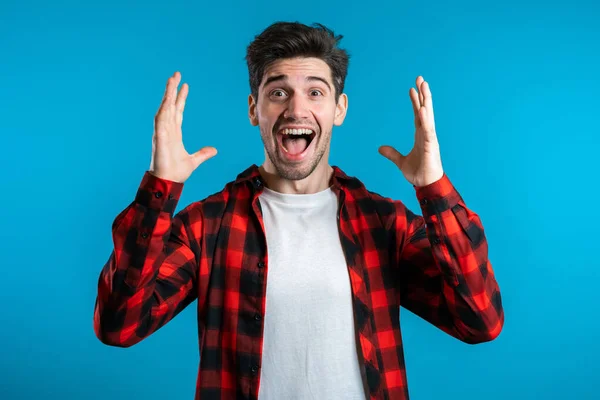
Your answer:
[1,0,599,398]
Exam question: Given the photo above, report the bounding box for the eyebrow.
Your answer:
[262,74,332,92]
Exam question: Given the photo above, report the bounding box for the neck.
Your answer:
[258,162,334,194]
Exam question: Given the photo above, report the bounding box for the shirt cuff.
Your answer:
[134,171,184,215]
[414,173,461,215]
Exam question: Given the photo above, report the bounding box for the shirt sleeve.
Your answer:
[93,171,201,347]
[396,173,504,344]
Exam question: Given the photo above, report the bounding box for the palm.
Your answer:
[379,76,443,187]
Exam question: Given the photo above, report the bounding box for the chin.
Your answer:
[271,149,325,181]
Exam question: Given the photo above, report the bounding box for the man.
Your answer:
[94,21,504,400]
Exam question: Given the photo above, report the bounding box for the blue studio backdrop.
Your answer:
[1,0,599,399]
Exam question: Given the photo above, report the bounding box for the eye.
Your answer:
[270,89,287,98]
[310,89,323,96]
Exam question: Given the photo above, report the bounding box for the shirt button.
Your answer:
[257,261,265,268]
[421,199,428,205]
[254,313,262,321]
[168,194,173,200]
[251,365,259,374]
[253,178,262,187]
[155,191,163,198]
[141,232,149,239]
[433,238,441,244]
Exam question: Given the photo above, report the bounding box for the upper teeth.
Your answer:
[281,128,313,135]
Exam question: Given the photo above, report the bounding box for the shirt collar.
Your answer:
[233,164,355,192]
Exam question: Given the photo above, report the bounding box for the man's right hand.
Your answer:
[149,71,217,183]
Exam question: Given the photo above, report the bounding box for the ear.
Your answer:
[248,94,259,126]
[333,93,348,126]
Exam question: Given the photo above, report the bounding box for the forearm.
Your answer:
[93,172,198,347]
[409,218,503,342]
[399,174,504,343]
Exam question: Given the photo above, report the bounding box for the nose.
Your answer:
[283,93,310,120]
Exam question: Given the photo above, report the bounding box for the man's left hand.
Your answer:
[379,76,444,187]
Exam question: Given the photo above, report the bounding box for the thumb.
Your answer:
[191,146,218,169]
[378,145,405,169]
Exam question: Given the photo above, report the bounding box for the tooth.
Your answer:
[280,128,315,135]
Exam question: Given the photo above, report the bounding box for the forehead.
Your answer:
[261,57,332,87]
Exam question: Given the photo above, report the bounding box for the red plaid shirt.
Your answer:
[94,164,504,399]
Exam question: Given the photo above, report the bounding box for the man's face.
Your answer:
[248,57,348,181]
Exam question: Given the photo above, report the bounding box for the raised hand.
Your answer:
[378,76,444,187]
[149,71,217,183]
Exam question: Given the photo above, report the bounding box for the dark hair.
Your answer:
[245,21,350,104]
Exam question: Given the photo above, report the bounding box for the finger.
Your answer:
[378,145,405,169]
[176,83,189,113]
[169,72,181,106]
[416,76,424,106]
[191,146,218,169]
[418,106,431,134]
[409,87,420,117]
[422,80,435,123]
[164,72,181,107]
[159,77,172,109]
[418,107,437,140]
[419,81,435,130]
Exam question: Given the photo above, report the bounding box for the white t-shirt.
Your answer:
[257,185,369,400]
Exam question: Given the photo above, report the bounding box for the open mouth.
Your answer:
[276,128,317,156]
